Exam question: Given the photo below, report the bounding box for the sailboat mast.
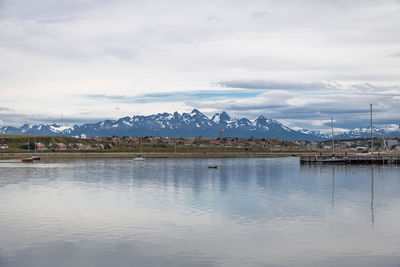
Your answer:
[331,117,334,154]
[370,104,373,153]
[382,134,387,151]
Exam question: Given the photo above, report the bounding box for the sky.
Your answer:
[1,0,400,132]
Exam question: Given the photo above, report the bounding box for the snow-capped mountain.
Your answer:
[0,124,74,136]
[210,111,319,140]
[333,124,400,139]
[0,110,325,141]
[2,110,399,141]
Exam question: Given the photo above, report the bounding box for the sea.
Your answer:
[1,157,400,267]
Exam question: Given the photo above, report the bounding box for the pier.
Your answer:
[300,154,400,165]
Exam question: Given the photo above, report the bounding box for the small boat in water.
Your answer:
[21,157,34,163]
[134,154,145,161]
[208,165,218,169]
[21,137,41,162]
[20,155,41,162]
[31,155,41,161]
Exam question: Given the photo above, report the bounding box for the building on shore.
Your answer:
[35,142,46,150]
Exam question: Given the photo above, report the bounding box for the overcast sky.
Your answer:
[1,0,400,132]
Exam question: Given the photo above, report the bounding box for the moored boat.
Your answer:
[317,158,348,164]
[134,154,145,161]
[21,137,39,162]
[31,155,41,161]
[21,157,34,163]
[300,155,349,164]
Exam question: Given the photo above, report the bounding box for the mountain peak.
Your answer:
[211,111,231,125]
[188,109,208,119]
[220,111,230,119]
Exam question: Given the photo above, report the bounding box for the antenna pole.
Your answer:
[370,104,373,153]
[331,117,334,154]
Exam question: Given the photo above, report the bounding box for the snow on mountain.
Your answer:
[2,110,398,141]
[49,125,73,132]
[211,111,232,125]
[51,110,324,141]
[334,124,400,139]
[383,124,400,132]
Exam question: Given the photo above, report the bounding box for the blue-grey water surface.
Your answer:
[1,157,400,267]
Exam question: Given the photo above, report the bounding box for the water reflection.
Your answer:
[371,166,375,227]
[331,166,335,211]
[1,158,400,267]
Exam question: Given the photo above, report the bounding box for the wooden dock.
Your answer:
[300,154,400,165]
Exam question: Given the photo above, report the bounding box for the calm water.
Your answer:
[1,157,400,267]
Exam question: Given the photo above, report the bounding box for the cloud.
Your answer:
[251,11,269,19]
[0,111,105,127]
[2,80,399,132]
[188,82,400,131]
[36,16,84,24]
[1,81,400,133]
[214,80,340,90]
[388,52,400,58]
[0,0,400,132]
[83,90,261,103]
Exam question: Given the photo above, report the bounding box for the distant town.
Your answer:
[1,134,400,153]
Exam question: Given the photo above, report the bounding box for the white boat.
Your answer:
[31,155,41,161]
[134,154,145,161]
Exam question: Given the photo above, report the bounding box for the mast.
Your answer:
[331,117,334,154]
[382,133,387,151]
[174,139,177,153]
[370,104,373,153]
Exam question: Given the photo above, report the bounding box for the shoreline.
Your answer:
[2,151,398,159]
[0,152,317,159]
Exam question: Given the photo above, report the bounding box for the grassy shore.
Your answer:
[0,151,315,159]
[0,134,306,155]
[1,134,398,159]
[4,151,398,160]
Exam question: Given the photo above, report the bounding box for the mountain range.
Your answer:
[0,109,399,141]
